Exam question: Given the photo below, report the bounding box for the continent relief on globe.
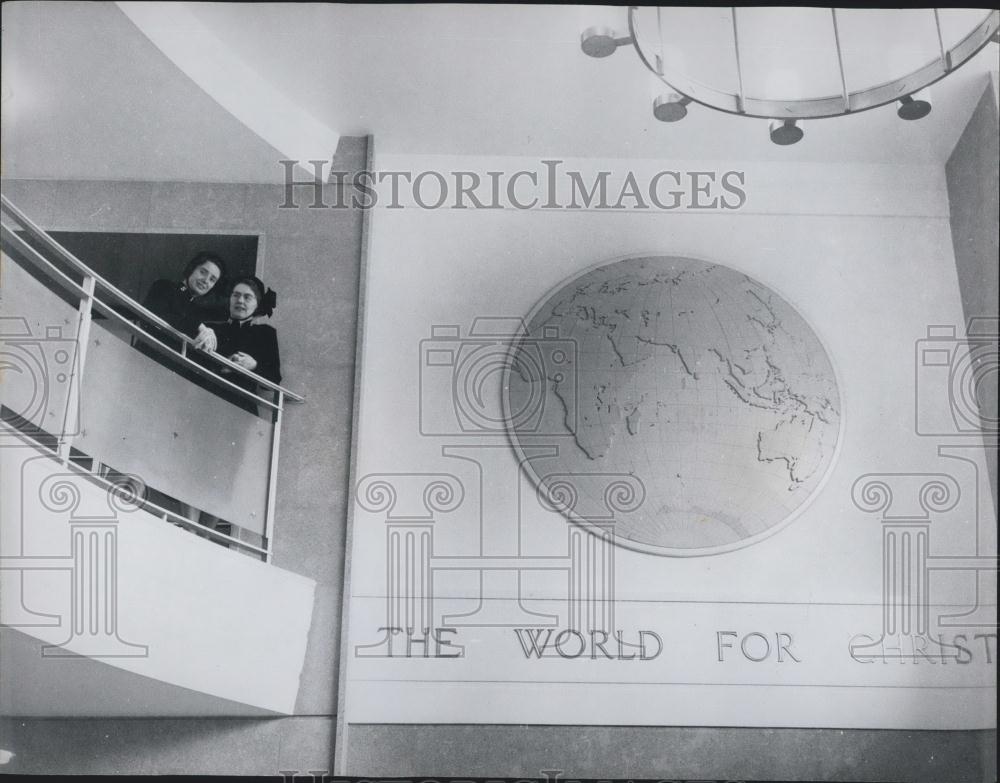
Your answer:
[504,257,841,555]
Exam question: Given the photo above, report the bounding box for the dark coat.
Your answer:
[199,319,283,415]
[142,279,219,338]
[209,318,282,386]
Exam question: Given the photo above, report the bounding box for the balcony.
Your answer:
[0,195,316,715]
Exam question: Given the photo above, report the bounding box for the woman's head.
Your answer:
[228,276,276,320]
[181,252,226,297]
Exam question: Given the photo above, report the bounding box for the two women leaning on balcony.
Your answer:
[139,261,283,543]
[142,257,282,403]
[142,251,227,351]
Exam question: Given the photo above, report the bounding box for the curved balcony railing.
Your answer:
[0,194,304,561]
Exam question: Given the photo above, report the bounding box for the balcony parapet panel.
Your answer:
[0,195,303,560]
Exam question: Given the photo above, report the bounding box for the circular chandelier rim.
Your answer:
[627,7,1000,121]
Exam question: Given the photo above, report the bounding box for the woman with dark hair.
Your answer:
[142,251,227,350]
[208,275,282,397]
[189,276,282,542]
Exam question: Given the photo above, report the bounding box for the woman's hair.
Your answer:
[231,275,277,318]
[180,252,227,286]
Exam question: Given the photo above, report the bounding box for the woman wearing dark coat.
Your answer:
[135,252,228,536]
[141,252,227,350]
[204,276,282,411]
[192,275,283,540]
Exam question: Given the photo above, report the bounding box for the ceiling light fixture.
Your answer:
[896,93,933,121]
[652,92,692,123]
[768,119,804,146]
[581,7,999,146]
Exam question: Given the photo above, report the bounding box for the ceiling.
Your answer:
[2,2,998,184]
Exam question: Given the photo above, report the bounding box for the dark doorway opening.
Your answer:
[47,231,259,321]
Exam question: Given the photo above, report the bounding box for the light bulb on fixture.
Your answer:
[580,26,631,58]
[581,8,998,140]
[897,90,932,120]
[579,6,631,58]
[647,70,692,122]
[768,119,804,146]
[888,43,933,120]
[653,92,692,122]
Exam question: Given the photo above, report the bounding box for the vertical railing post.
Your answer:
[58,275,96,463]
[262,390,285,562]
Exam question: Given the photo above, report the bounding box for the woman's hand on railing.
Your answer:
[229,351,258,372]
[193,324,218,352]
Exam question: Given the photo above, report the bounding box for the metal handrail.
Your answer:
[0,194,304,403]
[628,7,1000,121]
[1,223,280,411]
